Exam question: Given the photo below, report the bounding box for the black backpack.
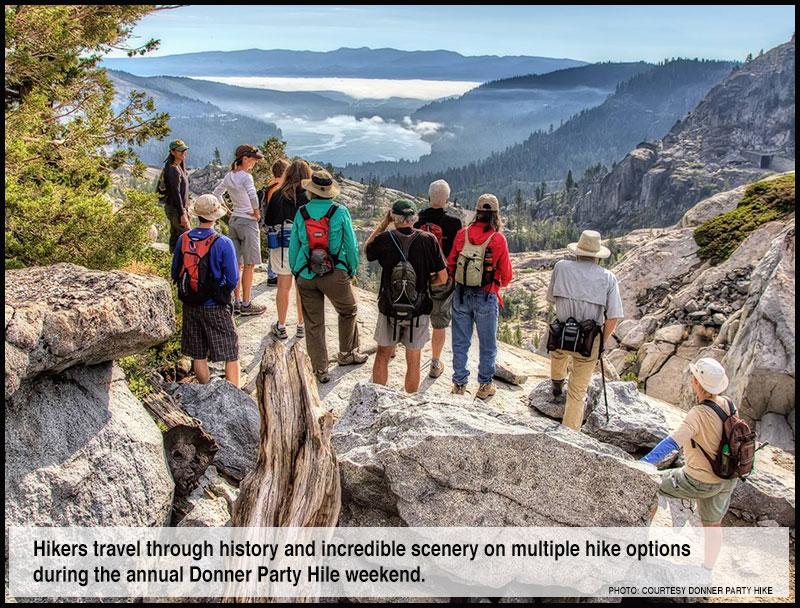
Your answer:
[381,230,425,342]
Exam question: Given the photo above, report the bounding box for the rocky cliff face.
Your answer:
[575,37,795,230]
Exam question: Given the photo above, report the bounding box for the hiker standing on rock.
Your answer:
[259,157,290,287]
[447,194,512,400]
[171,194,240,387]
[157,139,191,251]
[641,358,751,571]
[367,199,448,393]
[545,230,623,430]
[288,169,367,383]
[265,158,311,340]
[213,144,267,316]
[414,179,463,379]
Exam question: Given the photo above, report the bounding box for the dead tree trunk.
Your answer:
[142,389,218,497]
[229,340,341,602]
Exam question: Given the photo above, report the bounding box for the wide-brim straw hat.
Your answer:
[190,194,230,221]
[689,358,729,395]
[567,230,611,259]
[302,170,340,199]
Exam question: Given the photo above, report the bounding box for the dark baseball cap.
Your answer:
[169,139,189,152]
[235,144,264,160]
[392,199,417,216]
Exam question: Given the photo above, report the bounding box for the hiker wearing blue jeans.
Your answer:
[451,288,499,387]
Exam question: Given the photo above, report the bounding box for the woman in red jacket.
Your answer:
[446,193,513,400]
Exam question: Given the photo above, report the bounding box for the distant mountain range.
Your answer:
[361,58,737,200]
[101,47,586,81]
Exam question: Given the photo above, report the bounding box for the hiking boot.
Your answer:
[233,301,242,315]
[315,368,331,384]
[338,351,368,366]
[271,322,288,340]
[551,379,565,398]
[476,383,497,400]
[429,360,445,379]
[296,324,305,338]
[451,383,468,395]
[267,276,278,286]
[240,301,266,316]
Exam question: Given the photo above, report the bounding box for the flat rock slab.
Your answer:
[5,363,174,527]
[334,383,660,527]
[172,379,260,482]
[5,263,175,399]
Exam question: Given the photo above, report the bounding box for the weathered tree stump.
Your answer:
[229,340,341,602]
[142,389,218,497]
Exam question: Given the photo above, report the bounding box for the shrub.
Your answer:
[694,174,795,265]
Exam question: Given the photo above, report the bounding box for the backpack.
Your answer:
[299,203,344,277]
[455,230,496,288]
[692,398,756,480]
[177,232,227,305]
[418,222,444,251]
[382,230,426,342]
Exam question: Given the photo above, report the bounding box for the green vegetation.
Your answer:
[694,174,795,265]
[498,322,523,347]
[500,289,541,322]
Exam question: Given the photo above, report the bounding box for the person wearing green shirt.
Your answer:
[289,170,367,383]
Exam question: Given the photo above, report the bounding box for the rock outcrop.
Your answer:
[5,263,175,399]
[335,383,660,527]
[575,37,795,230]
[5,363,174,527]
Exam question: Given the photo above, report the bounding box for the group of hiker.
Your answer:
[163,139,754,540]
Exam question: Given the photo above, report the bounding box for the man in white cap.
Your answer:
[171,194,240,387]
[545,229,624,430]
[641,357,739,570]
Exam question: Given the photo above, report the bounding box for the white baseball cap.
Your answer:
[689,358,729,395]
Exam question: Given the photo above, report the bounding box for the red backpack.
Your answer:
[692,398,756,480]
[177,232,224,304]
[419,222,444,251]
[298,203,347,276]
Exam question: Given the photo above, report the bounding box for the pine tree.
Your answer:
[565,170,575,190]
[213,147,222,166]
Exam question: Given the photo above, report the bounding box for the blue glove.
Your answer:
[640,436,679,465]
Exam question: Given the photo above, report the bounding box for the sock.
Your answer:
[297,323,304,328]
[242,300,251,307]
[277,323,285,330]
[431,358,440,366]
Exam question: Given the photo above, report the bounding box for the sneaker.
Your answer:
[338,351,368,366]
[429,360,445,379]
[267,276,278,286]
[476,383,497,400]
[233,301,242,315]
[296,324,305,338]
[239,301,266,316]
[315,368,331,384]
[271,322,288,340]
[551,379,565,398]
[451,383,468,395]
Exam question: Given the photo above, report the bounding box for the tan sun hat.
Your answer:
[689,358,729,395]
[476,193,500,212]
[567,230,611,259]
[302,169,341,199]
[190,193,230,221]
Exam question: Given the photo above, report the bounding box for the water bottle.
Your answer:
[720,444,732,477]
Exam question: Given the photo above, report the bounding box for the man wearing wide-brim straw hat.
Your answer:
[545,229,624,431]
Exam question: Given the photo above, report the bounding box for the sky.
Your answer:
[113,5,796,62]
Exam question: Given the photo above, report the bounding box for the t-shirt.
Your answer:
[170,227,239,307]
[366,227,446,316]
[546,258,624,325]
[264,185,309,227]
[213,170,258,220]
[414,207,463,258]
[672,397,734,484]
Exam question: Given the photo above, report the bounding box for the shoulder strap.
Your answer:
[324,203,339,220]
[701,399,731,423]
[299,205,311,221]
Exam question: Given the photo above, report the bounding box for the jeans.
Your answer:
[451,287,499,385]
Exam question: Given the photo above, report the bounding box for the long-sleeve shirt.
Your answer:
[213,170,259,220]
[171,228,239,307]
[161,164,189,212]
[288,198,359,280]
[447,222,513,304]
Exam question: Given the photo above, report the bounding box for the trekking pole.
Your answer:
[599,352,609,423]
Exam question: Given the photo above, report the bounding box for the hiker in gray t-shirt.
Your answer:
[545,230,624,430]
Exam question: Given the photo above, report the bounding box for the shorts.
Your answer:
[659,467,738,524]
[374,313,431,351]
[269,247,292,275]
[181,303,239,362]
[429,281,454,329]
[228,216,262,265]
